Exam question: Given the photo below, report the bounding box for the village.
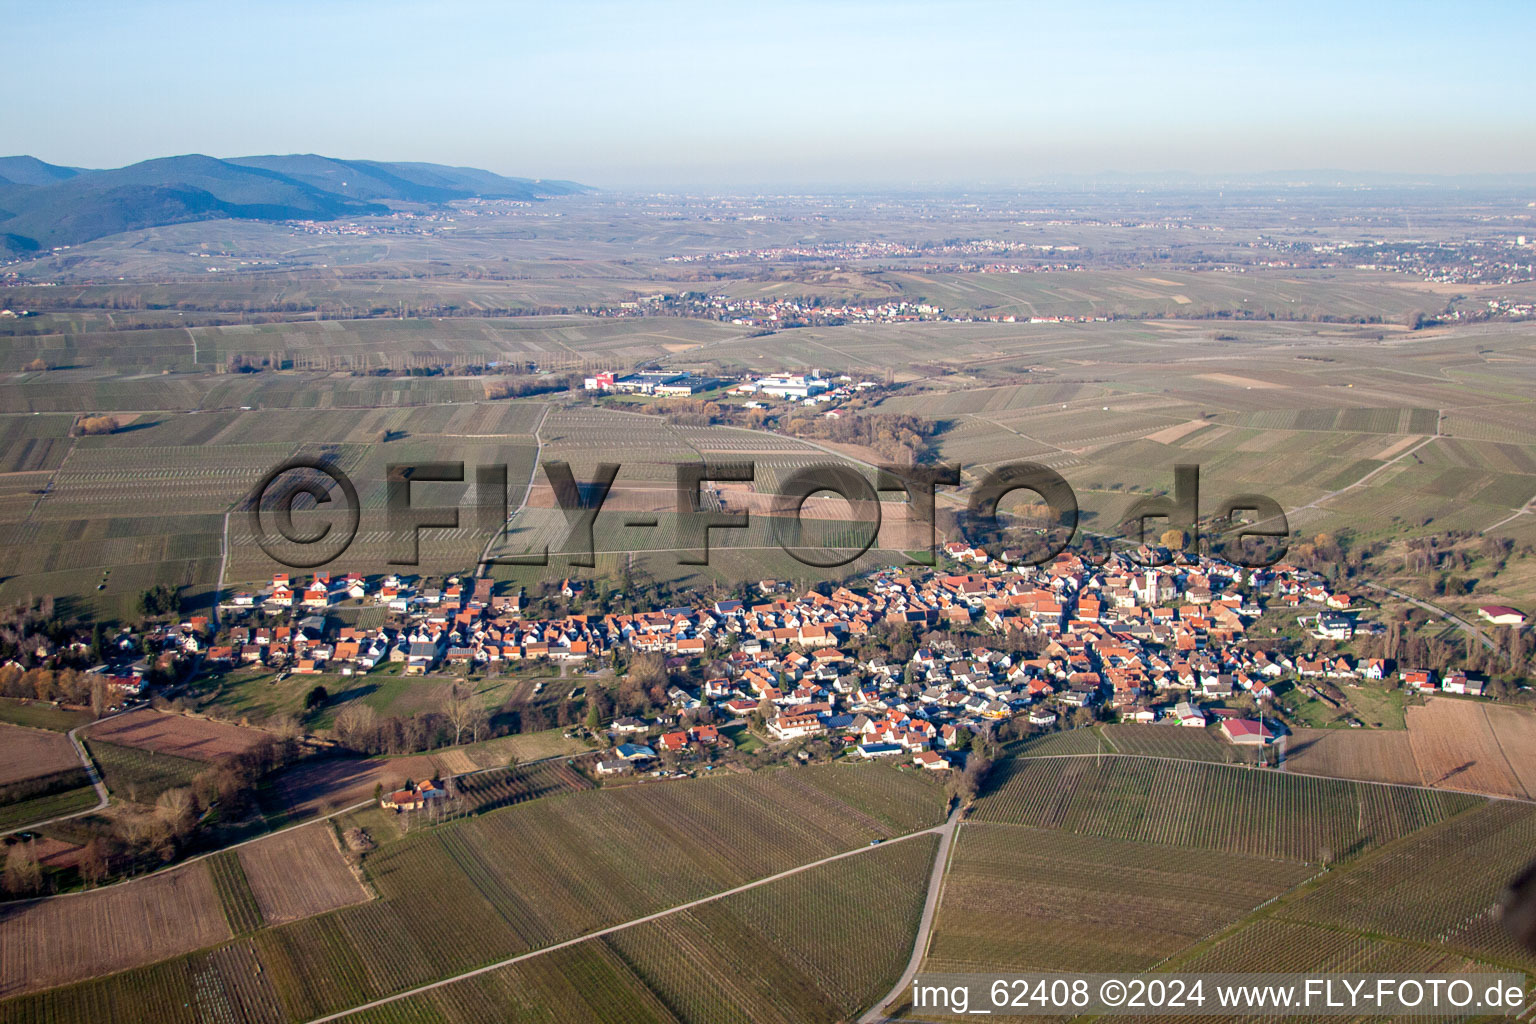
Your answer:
[586,290,1113,329]
[65,535,1522,800]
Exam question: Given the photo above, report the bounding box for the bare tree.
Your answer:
[78,837,110,886]
[441,683,479,747]
[91,676,110,718]
[3,841,42,895]
[155,787,196,839]
[468,702,490,743]
[334,703,379,752]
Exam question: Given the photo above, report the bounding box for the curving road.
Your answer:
[1361,580,1500,656]
[477,401,549,577]
[0,719,112,838]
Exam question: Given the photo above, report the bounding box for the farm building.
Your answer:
[1172,700,1206,727]
[381,779,446,811]
[1220,719,1275,746]
[1477,605,1526,626]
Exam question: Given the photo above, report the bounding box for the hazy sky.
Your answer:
[11,0,1536,187]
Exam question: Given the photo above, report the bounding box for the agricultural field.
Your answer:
[1276,800,1536,972]
[875,765,1530,1024]
[0,700,93,733]
[1173,918,1510,985]
[0,860,232,997]
[0,724,83,786]
[0,787,98,832]
[236,823,369,925]
[452,759,593,815]
[259,733,583,822]
[443,727,587,772]
[354,763,944,983]
[85,709,271,762]
[1404,697,1534,799]
[0,314,751,376]
[922,823,1318,975]
[0,761,945,1024]
[3,311,1535,620]
[266,753,447,820]
[206,850,265,935]
[1100,723,1252,763]
[1283,728,1423,786]
[82,740,205,804]
[970,756,1482,863]
[857,318,1536,560]
[1003,727,1113,757]
[326,832,938,1024]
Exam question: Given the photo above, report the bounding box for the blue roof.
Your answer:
[857,742,902,755]
[616,743,656,759]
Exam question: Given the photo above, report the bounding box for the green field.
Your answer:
[878,758,1523,1022]
[84,741,205,804]
[924,823,1317,974]
[971,756,1481,863]
[1099,723,1254,762]
[0,699,94,732]
[206,851,265,935]
[0,786,97,831]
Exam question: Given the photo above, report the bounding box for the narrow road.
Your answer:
[1361,580,1500,656]
[1485,501,1534,533]
[213,506,232,631]
[1285,434,1436,515]
[303,815,952,1024]
[477,402,549,577]
[859,803,963,1024]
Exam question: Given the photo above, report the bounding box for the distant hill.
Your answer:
[0,156,86,187]
[226,155,586,203]
[0,153,590,254]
